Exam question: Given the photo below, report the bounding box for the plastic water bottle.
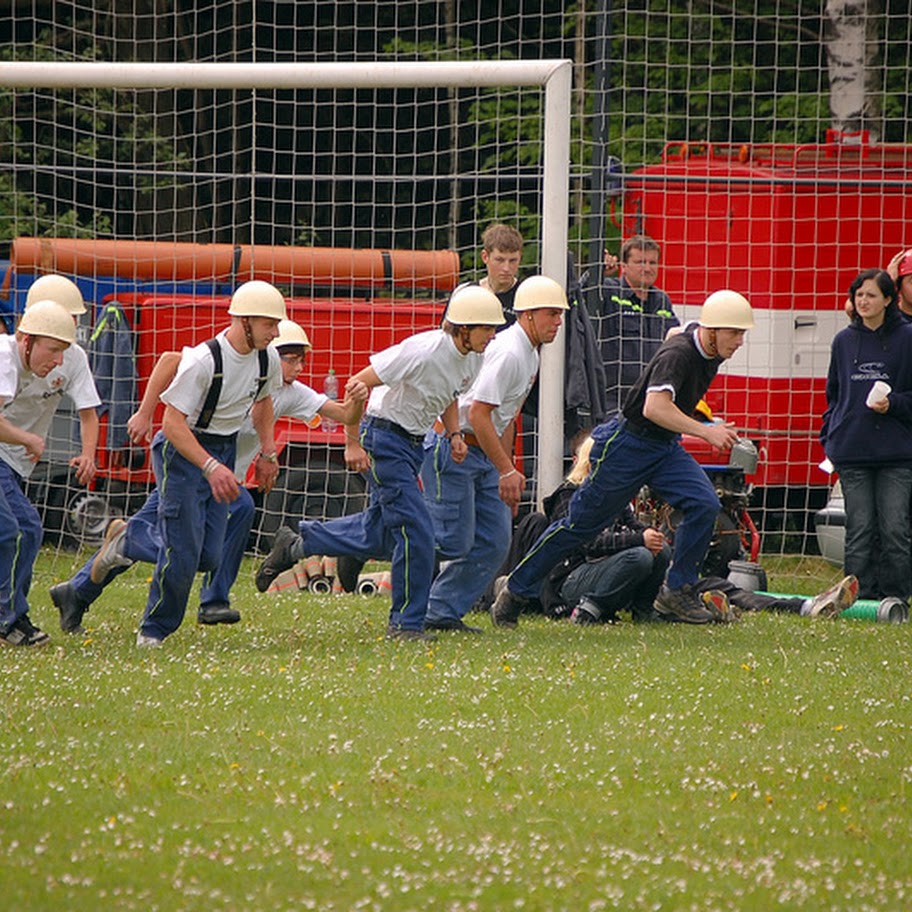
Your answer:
[323,368,339,432]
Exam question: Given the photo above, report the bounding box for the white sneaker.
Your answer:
[91,518,133,584]
[136,631,163,648]
[806,575,859,618]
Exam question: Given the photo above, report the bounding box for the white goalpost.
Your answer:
[0,59,572,537]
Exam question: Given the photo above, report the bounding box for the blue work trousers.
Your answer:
[508,418,719,599]
[0,461,43,630]
[70,484,253,613]
[420,435,511,624]
[839,464,912,600]
[299,419,434,631]
[139,431,234,640]
[200,486,255,608]
[70,489,161,608]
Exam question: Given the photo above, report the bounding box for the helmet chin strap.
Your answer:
[241,316,256,350]
[24,333,36,371]
[525,311,543,348]
[702,326,719,358]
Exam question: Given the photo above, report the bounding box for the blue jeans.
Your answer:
[559,544,671,616]
[0,461,43,630]
[420,434,511,624]
[839,465,912,600]
[139,431,234,640]
[508,418,719,600]
[299,418,435,631]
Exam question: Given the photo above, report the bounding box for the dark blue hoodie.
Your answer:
[820,305,912,469]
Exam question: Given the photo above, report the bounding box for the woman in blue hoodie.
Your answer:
[821,268,912,601]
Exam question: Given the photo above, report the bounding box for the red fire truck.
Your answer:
[3,238,457,548]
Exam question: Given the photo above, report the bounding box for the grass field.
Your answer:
[2,549,910,911]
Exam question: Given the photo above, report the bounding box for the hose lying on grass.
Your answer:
[760,593,909,623]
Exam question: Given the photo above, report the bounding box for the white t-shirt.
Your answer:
[233,380,327,480]
[458,322,539,437]
[161,330,282,437]
[367,329,484,435]
[0,336,102,477]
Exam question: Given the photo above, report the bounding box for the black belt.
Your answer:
[368,417,425,446]
[194,430,238,446]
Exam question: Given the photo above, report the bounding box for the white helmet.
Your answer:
[25,274,87,315]
[228,281,288,320]
[271,319,312,351]
[18,299,77,345]
[445,285,505,326]
[513,275,569,312]
[699,290,754,330]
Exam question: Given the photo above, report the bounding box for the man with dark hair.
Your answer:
[491,290,755,629]
[593,234,679,415]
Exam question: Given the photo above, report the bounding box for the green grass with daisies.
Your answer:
[1,549,909,911]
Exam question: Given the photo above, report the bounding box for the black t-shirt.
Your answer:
[622,325,721,441]
[494,283,518,331]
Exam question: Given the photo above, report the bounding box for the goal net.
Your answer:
[2,3,912,592]
[0,55,570,569]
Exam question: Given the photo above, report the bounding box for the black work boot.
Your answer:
[653,584,714,624]
[50,582,88,634]
[255,526,300,592]
[198,603,242,625]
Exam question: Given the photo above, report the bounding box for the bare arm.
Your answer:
[469,400,524,515]
[70,406,99,485]
[321,377,368,426]
[440,400,466,464]
[342,366,382,473]
[0,414,44,463]
[642,390,738,451]
[127,350,181,445]
[251,395,279,494]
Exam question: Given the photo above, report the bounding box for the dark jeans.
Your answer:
[839,465,912,600]
[559,544,670,617]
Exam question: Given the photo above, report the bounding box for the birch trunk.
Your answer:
[823,0,882,142]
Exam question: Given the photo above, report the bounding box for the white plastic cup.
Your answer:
[866,380,891,408]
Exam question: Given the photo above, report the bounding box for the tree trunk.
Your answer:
[823,0,882,142]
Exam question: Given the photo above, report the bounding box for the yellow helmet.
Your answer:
[25,274,87,315]
[693,399,714,422]
[271,319,312,351]
[445,285,505,326]
[699,290,754,330]
[18,299,77,345]
[513,275,569,311]
[228,281,288,320]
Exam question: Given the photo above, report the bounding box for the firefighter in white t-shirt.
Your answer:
[420,275,568,632]
[50,319,367,634]
[133,281,286,646]
[0,301,80,646]
[255,285,504,640]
